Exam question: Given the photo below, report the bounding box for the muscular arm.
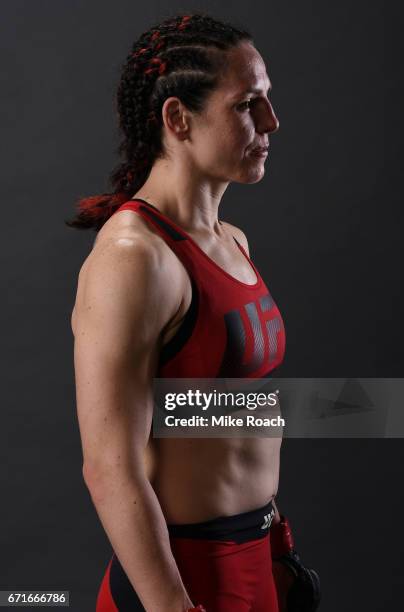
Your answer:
[73,233,193,611]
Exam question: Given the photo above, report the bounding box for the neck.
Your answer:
[133,157,229,234]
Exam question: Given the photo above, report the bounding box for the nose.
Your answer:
[258,98,279,135]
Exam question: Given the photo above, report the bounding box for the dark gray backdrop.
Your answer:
[1,0,403,610]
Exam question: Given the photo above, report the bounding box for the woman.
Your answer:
[68,12,319,612]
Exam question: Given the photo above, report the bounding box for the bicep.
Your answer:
[73,238,177,480]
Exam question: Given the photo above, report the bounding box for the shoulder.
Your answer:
[91,207,166,258]
[220,220,250,255]
[80,216,166,300]
[86,206,187,283]
[71,212,185,337]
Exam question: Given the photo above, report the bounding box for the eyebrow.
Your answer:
[233,84,272,98]
[232,85,272,100]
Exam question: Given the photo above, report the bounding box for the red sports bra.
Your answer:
[114,198,286,378]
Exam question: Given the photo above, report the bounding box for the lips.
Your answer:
[250,146,269,157]
[251,145,269,154]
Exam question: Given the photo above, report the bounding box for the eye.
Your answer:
[237,99,253,111]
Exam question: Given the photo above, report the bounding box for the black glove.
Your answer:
[270,515,321,611]
[275,549,321,612]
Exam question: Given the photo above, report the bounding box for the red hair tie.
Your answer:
[151,31,165,52]
[178,15,192,30]
[144,57,166,75]
[132,47,148,59]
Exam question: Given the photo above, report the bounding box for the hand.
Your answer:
[272,559,295,612]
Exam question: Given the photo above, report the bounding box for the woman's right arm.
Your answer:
[72,233,194,611]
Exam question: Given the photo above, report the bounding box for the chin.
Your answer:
[237,166,266,184]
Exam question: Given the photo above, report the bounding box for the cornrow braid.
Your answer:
[65,12,252,231]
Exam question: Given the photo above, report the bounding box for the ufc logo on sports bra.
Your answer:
[218,293,282,377]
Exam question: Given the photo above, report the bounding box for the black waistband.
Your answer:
[167,500,275,544]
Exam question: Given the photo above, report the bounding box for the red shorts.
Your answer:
[96,500,279,611]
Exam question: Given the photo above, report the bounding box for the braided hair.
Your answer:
[65,12,253,232]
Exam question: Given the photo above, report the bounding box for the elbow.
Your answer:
[82,463,109,501]
[82,462,99,489]
[82,466,110,505]
[82,460,146,498]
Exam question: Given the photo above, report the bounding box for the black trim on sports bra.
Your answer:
[132,198,187,240]
[131,197,160,211]
[159,276,199,367]
[134,198,240,248]
[129,199,199,367]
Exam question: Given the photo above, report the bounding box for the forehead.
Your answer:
[217,42,271,97]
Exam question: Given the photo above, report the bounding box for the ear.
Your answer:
[161,96,190,141]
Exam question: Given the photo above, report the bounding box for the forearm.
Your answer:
[85,468,193,611]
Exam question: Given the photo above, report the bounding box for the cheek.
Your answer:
[230,114,255,145]
[219,117,253,152]
[193,112,253,167]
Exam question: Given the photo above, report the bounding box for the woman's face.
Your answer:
[189,41,279,185]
